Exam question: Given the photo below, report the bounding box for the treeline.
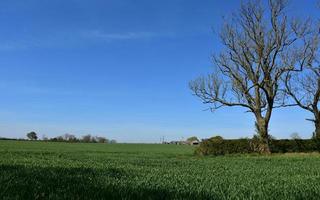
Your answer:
[0,137,27,141]
[46,134,117,144]
[21,132,117,144]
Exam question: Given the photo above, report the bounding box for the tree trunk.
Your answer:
[255,118,271,154]
[314,119,320,140]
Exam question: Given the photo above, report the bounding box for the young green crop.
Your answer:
[1,140,320,199]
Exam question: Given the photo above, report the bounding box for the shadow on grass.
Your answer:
[0,164,212,200]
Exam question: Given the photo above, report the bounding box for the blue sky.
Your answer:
[0,0,319,142]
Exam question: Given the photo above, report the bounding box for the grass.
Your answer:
[1,140,320,199]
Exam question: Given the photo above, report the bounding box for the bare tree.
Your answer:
[190,0,310,153]
[63,133,77,142]
[283,26,320,139]
[96,136,108,143]
[82,134,92,143]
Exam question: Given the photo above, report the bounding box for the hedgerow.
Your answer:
[196,136,320,155]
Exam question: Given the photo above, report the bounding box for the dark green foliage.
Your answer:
[196,138,252,155]
[209,135,224,141]
[196,137,320,155]
[0,137,27,141]
[270,139,320,153]
[27,131,38,140]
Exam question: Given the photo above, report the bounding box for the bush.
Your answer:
[196,137,320,156]
[196,138,252,156]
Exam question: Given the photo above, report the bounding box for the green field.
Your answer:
[1,141,320,199]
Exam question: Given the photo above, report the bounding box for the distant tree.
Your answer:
[82,134,92,143]
[186,136,199,142]
[69,135,78,142]
[63,133,70,140]
[63,134,78,142]
[96,136,108,143]
[27,132,38,140]
[92,136,98,143]
[49,136,62,142]
[56,136,64,142]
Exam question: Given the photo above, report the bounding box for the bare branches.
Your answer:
[189,0,320,144]
[190,0,320,146]
[279,4,320,138]
[283,25,320,114]
[190,0,311,120]
[189,73,255,112]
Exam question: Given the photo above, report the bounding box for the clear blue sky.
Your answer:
[0,0,319,142]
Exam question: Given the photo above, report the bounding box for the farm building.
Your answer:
[190,140,200,146]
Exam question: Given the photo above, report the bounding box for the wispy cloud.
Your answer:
[83,30,171,41]
[0,30,173,51]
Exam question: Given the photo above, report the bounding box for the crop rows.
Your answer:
[1,141,320,199]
